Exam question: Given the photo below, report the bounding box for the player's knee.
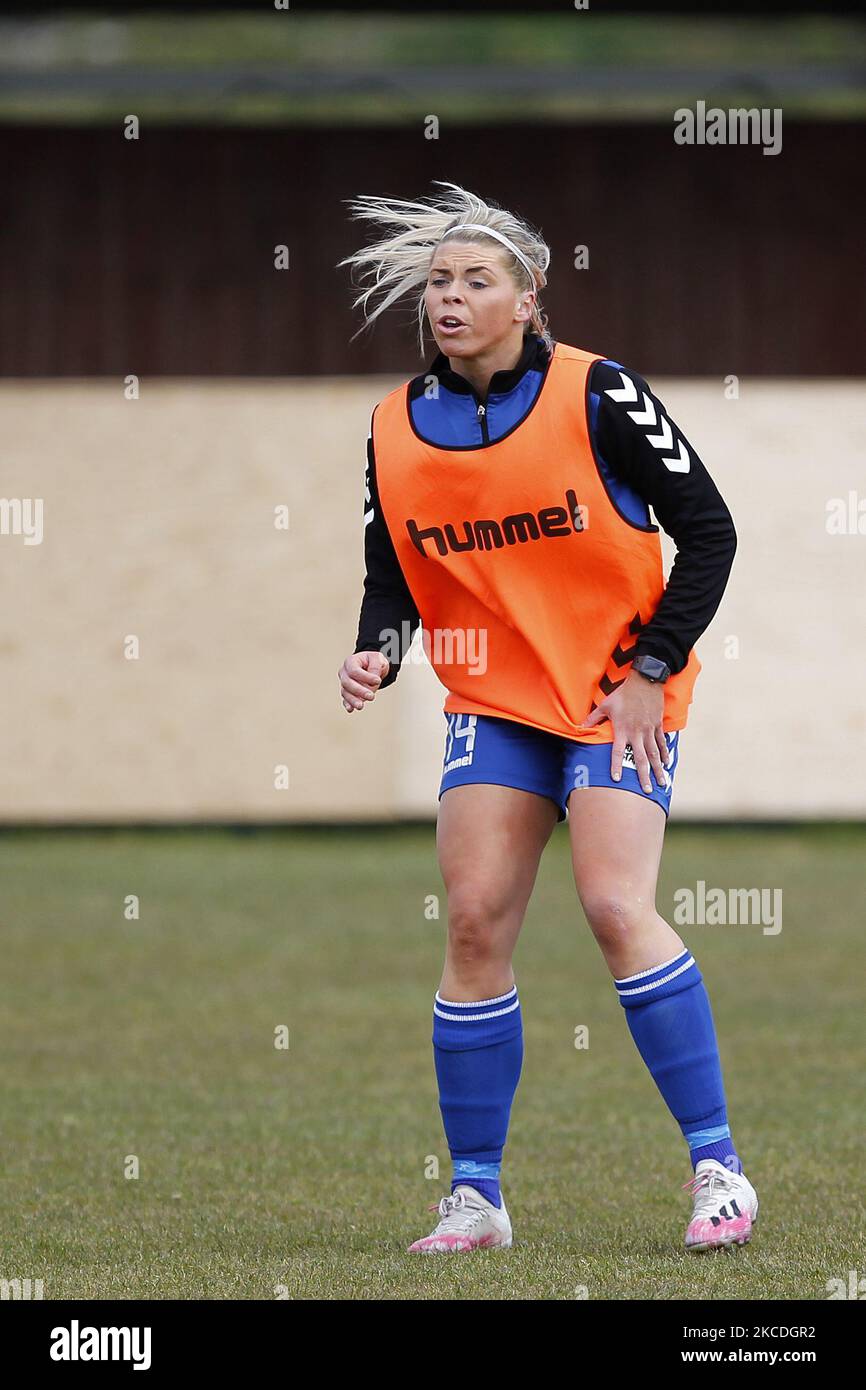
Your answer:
[580,891,642,950]
[446,891,507,965]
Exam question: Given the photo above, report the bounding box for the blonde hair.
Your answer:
[339,180,552,356]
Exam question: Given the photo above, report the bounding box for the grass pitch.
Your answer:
[1,823,863,1300]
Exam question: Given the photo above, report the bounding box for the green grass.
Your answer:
[0,15,864,124]
[3,14,864,70]
[1,824,864,1300]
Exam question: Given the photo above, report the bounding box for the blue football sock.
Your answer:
[614,949,742,1174]
[432,985,523,1209]
[451,1176,502,1207]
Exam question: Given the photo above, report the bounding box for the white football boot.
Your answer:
[408,1185,513,1254]
[683,1158,759,1252]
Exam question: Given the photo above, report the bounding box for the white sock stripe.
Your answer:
[434,986,518,1008]
[614,949,691,986]
[433,998,521,1024]
[615,955,696,997]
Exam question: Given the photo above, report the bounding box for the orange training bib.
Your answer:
[372,340,701,744]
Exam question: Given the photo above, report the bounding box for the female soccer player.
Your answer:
[337,182,758,1255]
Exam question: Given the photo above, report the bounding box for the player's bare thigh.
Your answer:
[566,786,684,977]
[436,784,559,1000]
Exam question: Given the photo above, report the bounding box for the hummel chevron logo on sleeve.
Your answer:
[603,370,691,475]
[627,391,656,427]
[660,440,690,473]
[604,373,640,403]
[646,415,672,450]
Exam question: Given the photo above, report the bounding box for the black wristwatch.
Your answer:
[632,653,672,684]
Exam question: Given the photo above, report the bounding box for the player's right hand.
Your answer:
[338,650,390,712]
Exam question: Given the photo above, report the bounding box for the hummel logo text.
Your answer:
[408,489,586,557]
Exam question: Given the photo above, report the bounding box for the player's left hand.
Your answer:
[582,669,669,794]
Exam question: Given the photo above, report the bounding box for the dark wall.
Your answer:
[0,122,862,376]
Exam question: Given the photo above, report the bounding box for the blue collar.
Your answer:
[416,332,552,405]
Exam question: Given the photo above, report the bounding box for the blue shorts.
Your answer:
[438,712,680,823]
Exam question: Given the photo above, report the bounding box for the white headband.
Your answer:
[441,222,542,283]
